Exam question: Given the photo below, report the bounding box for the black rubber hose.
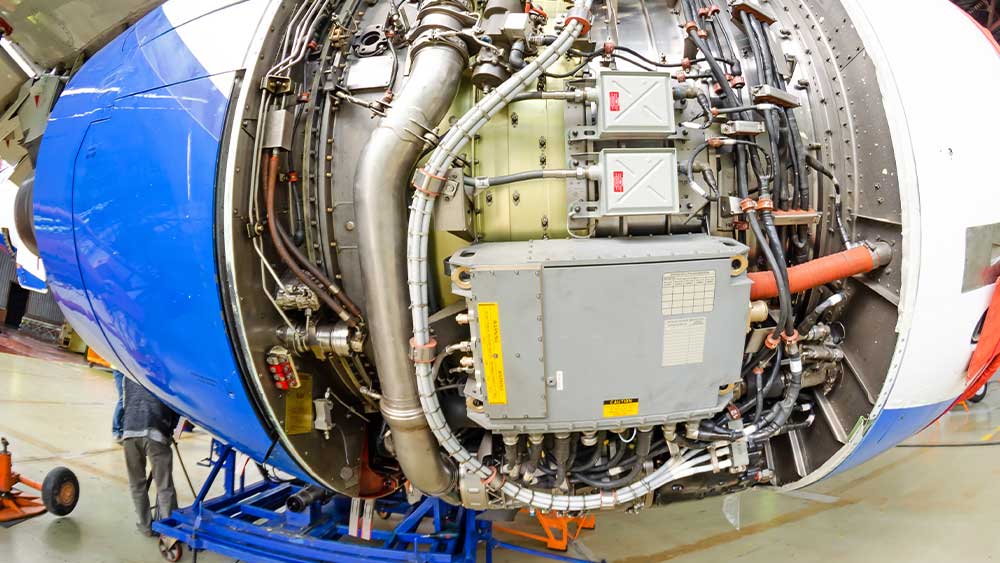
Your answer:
[612,45,730,68]
[544,52,600,78]
[684,20,765,179]
[572,432,606,470]
[750,18,809,212]
[576,444,670,478]
[736,147,791,334]
[523,438,543,480]
[754,368,764,424]
[574,430,652,489]
[737,346,783,416]
[553,435,571,488]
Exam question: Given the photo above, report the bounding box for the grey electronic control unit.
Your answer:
[597,70,676,139]
[449,236,752,434]
[597,148,680,216]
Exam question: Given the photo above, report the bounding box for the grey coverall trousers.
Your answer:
[123,437,177,535]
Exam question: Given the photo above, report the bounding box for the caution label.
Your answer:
[602,398,639,418]
[284,373,313,435]
[477,302,507,405]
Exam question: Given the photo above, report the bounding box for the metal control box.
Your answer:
[597,71,675,139]
[598,148,679,216]
[450,236,752,434]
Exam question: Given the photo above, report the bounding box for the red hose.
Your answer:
[749,246,876,300]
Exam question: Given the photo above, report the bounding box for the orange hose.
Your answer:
[749,246,875,300]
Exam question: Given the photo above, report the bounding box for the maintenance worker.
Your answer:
[121,375,180,537]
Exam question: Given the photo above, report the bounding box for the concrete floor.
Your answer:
[2,350,999,562]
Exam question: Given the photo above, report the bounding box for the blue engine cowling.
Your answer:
[33,1,309,481]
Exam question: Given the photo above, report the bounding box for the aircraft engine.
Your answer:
[22,0,1000,509]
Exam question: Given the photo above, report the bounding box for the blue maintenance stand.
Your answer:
[153,441,601,563]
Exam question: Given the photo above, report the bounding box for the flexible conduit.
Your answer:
[404,0,727,511]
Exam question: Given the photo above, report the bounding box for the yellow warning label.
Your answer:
[477,302,507,405]
[603,398,639,418]
[284,373,313,435]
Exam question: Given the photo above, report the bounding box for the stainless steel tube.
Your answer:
[353,6,469,496]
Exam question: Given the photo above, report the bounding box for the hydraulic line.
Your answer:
[275,223,363,320]
[263,151,358,327]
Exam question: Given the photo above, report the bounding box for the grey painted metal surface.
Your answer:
[452,236,752,433]
[0,0,162,107]
[596,71,676,139]
[597,149,680,216]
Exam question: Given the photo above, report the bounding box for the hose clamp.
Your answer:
[756,197,775,212]
[764,331,781,350]
[599,490,618,510]
[409,337,438,364]
[565,7,592,34]
[781,329,801,344]
[739,198,757,213]
[683,21,699,35]
[412,167,448,198]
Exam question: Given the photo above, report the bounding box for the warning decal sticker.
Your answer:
[478,302,508,405]
[662,270,716,315]
[603,398,639,418]
[662,317,707,366]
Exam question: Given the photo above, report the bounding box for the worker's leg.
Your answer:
[112,370,124,441]
[148,439,178,522]
[123,437,152,535]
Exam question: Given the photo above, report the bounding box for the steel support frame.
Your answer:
[153,441,598,563]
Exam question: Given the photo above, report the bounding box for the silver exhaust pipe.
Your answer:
[353,0,472,496]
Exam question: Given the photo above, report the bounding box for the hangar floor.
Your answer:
[1,351,998,563]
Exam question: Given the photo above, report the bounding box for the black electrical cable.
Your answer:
[612,45,733,69]
[574,431,653,489]
[611,52,656,71]
[737,145,793,338]
[750,17,808,213]
[543,53,601,78]
[805,154,851,248]
[741,12,787,209]
[754,368,764,424]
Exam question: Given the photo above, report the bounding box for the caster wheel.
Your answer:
[969,383,988,404]
[158,536,183,562]
[41,467,80,516]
